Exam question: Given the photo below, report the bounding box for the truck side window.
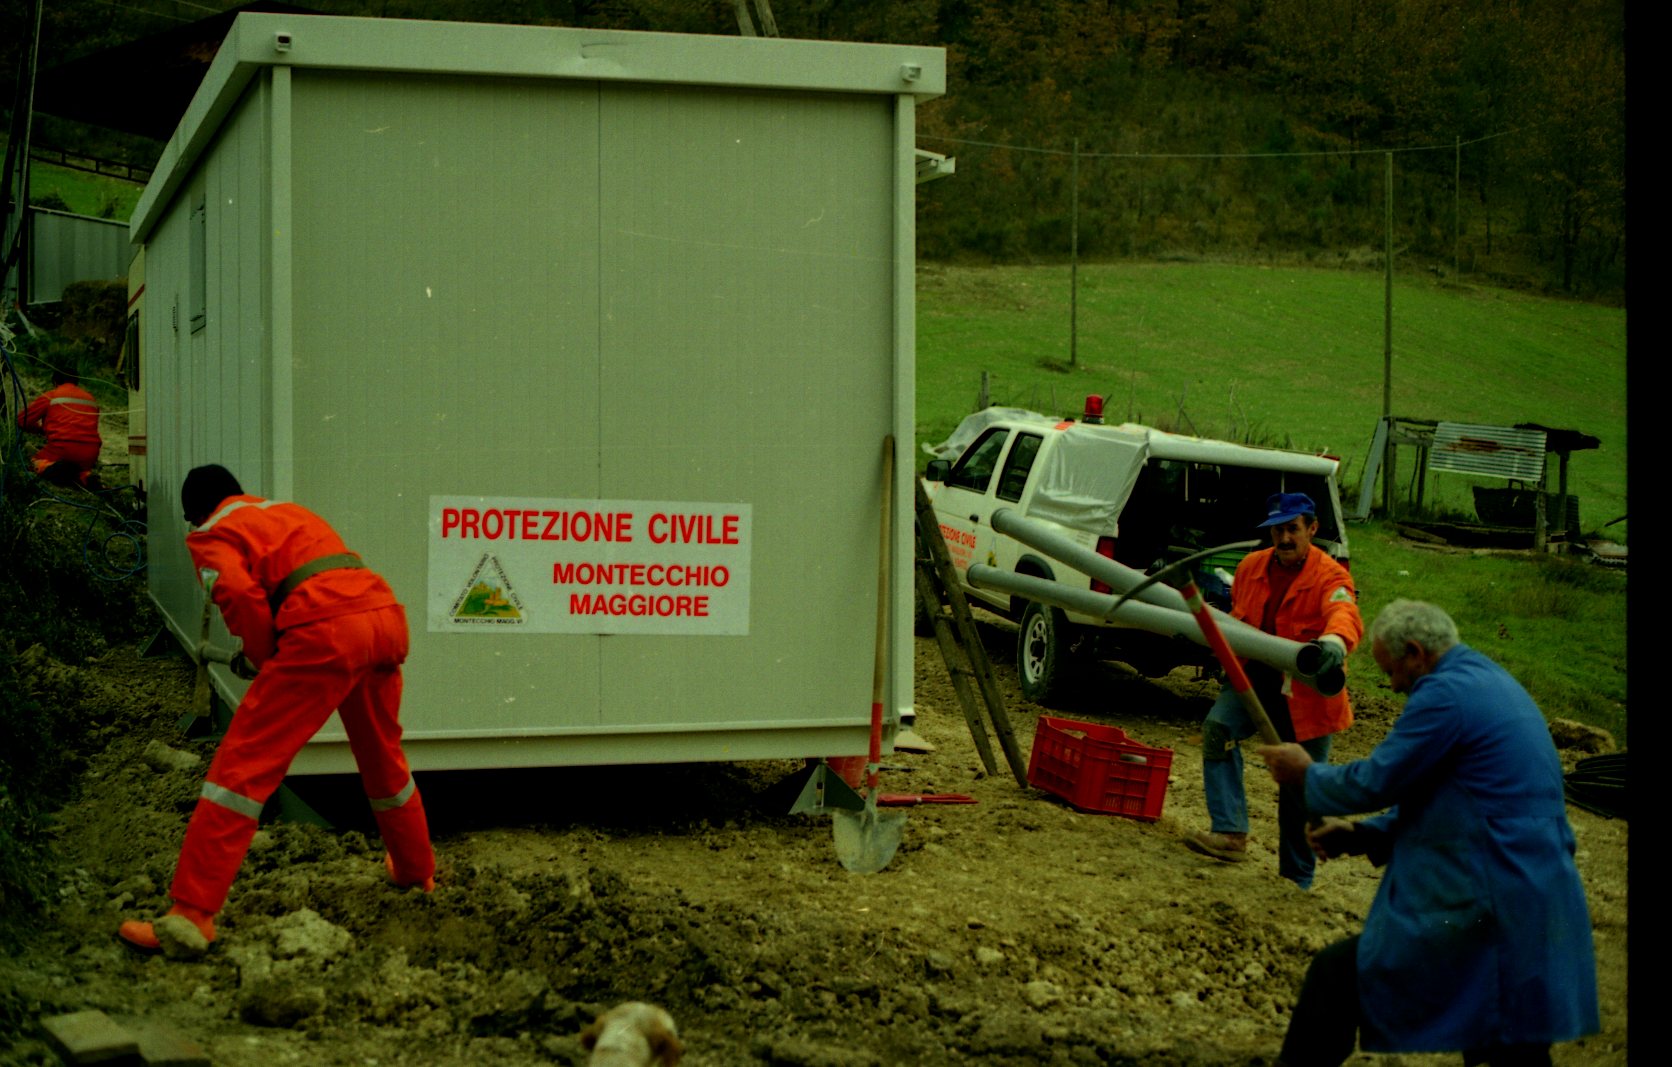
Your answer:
[947,429,1009,493]
[995,433,1043,502]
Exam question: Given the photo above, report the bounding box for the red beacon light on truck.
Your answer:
[1082,394,1105,424]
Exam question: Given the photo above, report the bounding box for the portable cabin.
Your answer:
[130,12,943,774]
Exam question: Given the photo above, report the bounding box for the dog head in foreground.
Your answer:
[581,1001,683,1067]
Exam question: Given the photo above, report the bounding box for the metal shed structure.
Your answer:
[130,12,943,775]
[23,207,132,305]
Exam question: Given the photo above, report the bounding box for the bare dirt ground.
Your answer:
[0,605,1627,1066]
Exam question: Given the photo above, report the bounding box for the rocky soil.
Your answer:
[0,603,1628,1066]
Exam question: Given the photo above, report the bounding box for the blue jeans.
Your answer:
[1201,683,1333,888]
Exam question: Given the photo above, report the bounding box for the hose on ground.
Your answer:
[1563,752,1626,820]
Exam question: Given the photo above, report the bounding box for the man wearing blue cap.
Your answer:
[1186,491,1362,888]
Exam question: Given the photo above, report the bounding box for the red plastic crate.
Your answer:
[1026,716,1174,821]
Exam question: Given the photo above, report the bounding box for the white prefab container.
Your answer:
[131,13,943,775]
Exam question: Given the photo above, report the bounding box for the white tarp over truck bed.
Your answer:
[929,410,1343,538]
[1022,426,1150,535]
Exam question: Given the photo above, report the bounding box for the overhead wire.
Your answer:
[917,127,1524,160]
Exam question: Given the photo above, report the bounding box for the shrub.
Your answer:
[0,642,61,933]
[58,280,128,368]
[0,489,152,940]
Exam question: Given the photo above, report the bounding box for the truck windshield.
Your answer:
[947,429,1010,493]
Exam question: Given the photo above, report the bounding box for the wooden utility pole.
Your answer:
[1381,151,1394,515]
[1070,138,1079,368]
[733,0,778,36]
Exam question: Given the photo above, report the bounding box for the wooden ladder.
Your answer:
[912,478,1030,787]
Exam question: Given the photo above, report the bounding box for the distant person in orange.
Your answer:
[16,367,102,486]
[119,465,435,953]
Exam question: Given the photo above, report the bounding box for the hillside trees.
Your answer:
[1509,0,1625,292]
[907,0,1623,294]
[2,0,1624,296]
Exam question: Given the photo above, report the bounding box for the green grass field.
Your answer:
[916,261,1628,744]
[916,262,1627,543]
[21,158,146,220]
[1345,523,1626,744]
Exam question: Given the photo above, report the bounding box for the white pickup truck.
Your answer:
[923,401,1350,701]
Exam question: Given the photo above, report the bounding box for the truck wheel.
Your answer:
[1017,599,1071,702]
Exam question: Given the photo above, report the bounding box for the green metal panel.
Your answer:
[142,191,198,646]
[889,94,919,738]
[144,78,275,667]
[596,83,895,732]
[131,13,943,773]
[286,70,605,753]
[267,66,294,498]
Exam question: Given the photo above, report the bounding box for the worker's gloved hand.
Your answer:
[229,652,259,680]
[1307,635,1346,675]
[1299,634,1348,696]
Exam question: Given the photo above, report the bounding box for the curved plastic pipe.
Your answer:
[986,506,1342,692]
[966,564,1344,697]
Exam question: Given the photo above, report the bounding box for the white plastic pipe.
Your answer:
[990,507,1194,613]
[971,513,1343,695]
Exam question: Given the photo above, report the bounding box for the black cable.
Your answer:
[2,319,30,479]
[1563,752,1626,819]
[24,479,147,582]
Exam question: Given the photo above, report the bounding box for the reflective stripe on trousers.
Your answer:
[200,781,264,820]
[368,775,416,811]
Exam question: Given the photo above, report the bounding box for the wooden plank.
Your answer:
[914,478,1030,786]
[914,558,997,775]
[38,1011,139,1064]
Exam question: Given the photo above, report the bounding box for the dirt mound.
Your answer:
[0,621,1629,1065]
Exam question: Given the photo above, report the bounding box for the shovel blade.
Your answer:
[833,804,906,874]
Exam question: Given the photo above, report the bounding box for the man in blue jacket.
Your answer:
[1258,599,1598,1067]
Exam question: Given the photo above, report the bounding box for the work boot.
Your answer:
[40,460,80,487]
[385,851,435,893]
[1186,829,1249,863]
[118,903,217,954]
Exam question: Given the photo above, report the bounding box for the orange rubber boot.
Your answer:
[385,851,435,893]
[118,904,217,951]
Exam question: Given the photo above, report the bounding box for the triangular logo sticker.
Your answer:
[451,553,524,624]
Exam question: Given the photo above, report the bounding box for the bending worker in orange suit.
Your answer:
[16,367,102,486]
[120,465,434,951]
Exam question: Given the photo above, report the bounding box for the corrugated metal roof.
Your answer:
[1429,422,1546,481]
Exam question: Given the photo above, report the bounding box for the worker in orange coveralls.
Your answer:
[1186,492,1363,889]
[119,464,434,952]
[16,367,102,486]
